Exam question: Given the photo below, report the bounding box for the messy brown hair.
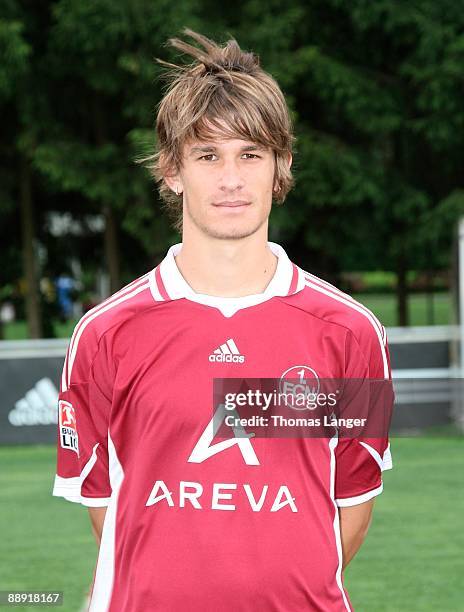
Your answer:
[142,28,296,230]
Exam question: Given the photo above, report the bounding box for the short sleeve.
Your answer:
[52,334,113,507]
[334,322,394,507]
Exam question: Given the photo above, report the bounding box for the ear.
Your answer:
[164,174,183,195]
[160,152,183,194]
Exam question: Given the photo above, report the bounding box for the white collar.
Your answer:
[149,242,305,317]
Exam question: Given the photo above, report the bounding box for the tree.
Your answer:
[34,0,201,292]
[0,3,43,337]
[232,0,464,324]
[3,1,464,334]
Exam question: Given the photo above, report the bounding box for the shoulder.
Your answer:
[63,271,156,388]
[289,266,389,376]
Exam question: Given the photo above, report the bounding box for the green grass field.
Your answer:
[0,439,463,611]
[354,293,451,327]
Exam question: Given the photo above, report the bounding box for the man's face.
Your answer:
[172,132,284,240]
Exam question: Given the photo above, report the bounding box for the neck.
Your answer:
[175,226,278,298]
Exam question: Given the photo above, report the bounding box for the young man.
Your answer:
[53,28,393,611]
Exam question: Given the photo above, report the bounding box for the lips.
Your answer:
[213,201,250,207]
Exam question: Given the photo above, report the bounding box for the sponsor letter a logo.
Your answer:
[59,400,79,455]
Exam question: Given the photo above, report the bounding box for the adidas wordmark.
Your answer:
[209,338,245,363]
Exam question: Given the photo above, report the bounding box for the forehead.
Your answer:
[185,138,268,155]
[182,117,271,156]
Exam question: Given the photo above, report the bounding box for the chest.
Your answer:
[110,303,346,432]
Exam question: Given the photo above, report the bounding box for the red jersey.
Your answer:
[53,242,393,611]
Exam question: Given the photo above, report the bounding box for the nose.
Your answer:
[218,159,245,192]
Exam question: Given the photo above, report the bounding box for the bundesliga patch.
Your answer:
[59,400,79,455]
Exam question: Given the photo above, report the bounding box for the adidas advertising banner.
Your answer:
[0,355,62,445]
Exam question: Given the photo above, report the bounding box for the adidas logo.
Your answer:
[8,377,59,426]
[209,338,245,363]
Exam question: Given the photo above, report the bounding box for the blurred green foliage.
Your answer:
[1,0,464,295]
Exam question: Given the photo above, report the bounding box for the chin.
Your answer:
[203,220,266,240]
[186,207,268,240]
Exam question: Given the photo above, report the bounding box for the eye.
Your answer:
[197,153,261,161]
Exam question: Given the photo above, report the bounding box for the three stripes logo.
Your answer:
[8,377,58,426]
[209,338,245,363]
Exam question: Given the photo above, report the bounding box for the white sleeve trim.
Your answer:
[80,496,111,507]
[382,444,393,470]
[52,474,111,506]
[336,483,383,507]
[359,441,393,472]
[52,475,82,502]
[80,442,100,480]
[53,443,112,505]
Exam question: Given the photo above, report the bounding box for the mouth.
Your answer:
[212,201,251,208]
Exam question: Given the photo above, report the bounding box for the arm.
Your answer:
[88,506,107,547]
[339,498,374,570]
[84,507,108,605]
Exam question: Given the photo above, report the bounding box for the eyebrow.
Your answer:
[189,144,267,156]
